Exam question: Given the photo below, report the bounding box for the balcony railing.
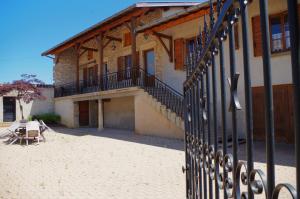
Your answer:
[54,67,184,117]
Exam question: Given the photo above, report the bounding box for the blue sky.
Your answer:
[0,0,200,84]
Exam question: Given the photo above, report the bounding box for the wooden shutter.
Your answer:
[117,56,124,81]
[174,38,185,70]
[234,23,239,49]
[124,32,132,47]
[252,15,262,57]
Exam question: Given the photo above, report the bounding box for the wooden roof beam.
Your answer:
[48,8,150,55]
[81,46,98,52]
[106,36,122,42]
[153,31,173,62]
[143,8,209,34]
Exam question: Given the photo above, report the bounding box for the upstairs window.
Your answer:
[251,6,300,57]
[270,13,290,53]
[186,37,196,58]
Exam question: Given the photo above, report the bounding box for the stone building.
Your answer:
[42,1,300,142]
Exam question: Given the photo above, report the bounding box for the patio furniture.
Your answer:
[39,120,50,142]
[0,121,20,139]
[24,121,41,146]
[8,121,27,145]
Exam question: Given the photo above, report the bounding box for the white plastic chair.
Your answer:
[25,121,41,146]
[0,121,20,139]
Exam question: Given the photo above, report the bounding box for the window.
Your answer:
[252,10,295,56]
[124,32,132,47]
[124,55,132,79]
[186,37,196,59]
[87,67,96,86]
[270,13,290,53]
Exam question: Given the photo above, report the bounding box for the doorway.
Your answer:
[144,49,155,86]
[3,97,16,122]
[79,101,89,126]
[252,84,294,143]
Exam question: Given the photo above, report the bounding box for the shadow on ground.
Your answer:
[52,127,184,151]
[51,127,295,167]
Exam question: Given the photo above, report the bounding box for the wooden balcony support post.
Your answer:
[74,43,81,91]
[96,32,104,87]
[153,32,173,62]
[131,17,137,68]
[130,17,138,84]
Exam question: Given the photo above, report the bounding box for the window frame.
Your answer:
[185,37,197,60]
[269,11,290,54]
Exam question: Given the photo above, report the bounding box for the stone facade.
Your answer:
[54,48,77,86]
[51,1,297,139]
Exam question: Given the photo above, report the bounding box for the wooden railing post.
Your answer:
[96,32,104,90]
[131,17,137,85]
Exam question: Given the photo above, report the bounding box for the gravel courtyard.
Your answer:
[0,127,296,199]
[0,128,185,199]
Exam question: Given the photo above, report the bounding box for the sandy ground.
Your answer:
[0,127,296,199]
[0,128,185,199]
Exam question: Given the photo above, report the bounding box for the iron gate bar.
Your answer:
[287,0,300,198]
[218,34,228,199]
[228,10,239,199]
[184,0,298,198]
[258,0,275,198]
[211,46,219,199]
[201,72,208,199]
[238,0,254,198]
[206,67,213,199]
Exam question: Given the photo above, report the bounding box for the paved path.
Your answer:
[0,128,185,199]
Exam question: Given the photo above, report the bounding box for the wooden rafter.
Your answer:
[81,46,98,52]
[124,22,131,31]
[106,36,122,42]
[47,8,150,55]
[79,49,88,57]
[143,7,209,34]
[103,39,112,49]
[153,32,173,62]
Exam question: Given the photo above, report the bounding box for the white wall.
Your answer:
[0,87,54,122]
[54,98,75,128]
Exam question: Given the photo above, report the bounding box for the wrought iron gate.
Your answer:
[183,0,299,198]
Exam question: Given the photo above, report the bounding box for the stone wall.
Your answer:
[54,48,77,86]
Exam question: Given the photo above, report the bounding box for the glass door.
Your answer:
[144,49,155,87]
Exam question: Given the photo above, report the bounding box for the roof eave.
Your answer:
[41,1,204,56]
